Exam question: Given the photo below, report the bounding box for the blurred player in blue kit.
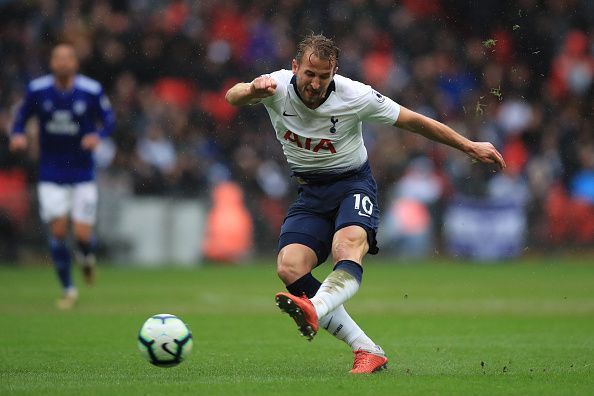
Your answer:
[226,34,505,373]
[10,43,115,309]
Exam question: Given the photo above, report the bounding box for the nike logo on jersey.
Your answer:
[283,111,297,117]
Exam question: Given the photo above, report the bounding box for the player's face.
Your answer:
[50,45,79,80]
[292,51,337,109]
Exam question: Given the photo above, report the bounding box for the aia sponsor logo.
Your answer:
[283,131,336,153]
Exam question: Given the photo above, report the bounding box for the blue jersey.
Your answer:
[11,74,115,184]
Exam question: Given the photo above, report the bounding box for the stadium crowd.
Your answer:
[1,0,593,259]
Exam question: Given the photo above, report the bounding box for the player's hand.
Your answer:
[81,133,101,151]
[250,75,277,98]
[9,134,28,152]
[467,142,506,170]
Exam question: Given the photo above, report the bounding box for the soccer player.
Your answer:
[225,34,505,373]
[10,43,115,309]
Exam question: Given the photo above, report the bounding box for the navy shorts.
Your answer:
[278,161,380,265]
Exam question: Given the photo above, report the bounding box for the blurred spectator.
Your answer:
[0,141,29,260]
[548,30,594,99]
[379,157,444,258]
[133,122,176,194]
[1,0,593,255]
[203,182,253,263]
[571,143,594,205]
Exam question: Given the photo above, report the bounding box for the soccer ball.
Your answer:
[137,314,193,367]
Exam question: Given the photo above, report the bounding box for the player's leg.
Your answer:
[281,242,376,352]
[276,242,319,337]
[49,217,73,289]
[73,222,95,284]
[275,213,377,348]
[276,242,369,344]
[275,213,332,339]
[316,225,375,349]
[277,243,319,295]
[72,182,98,285]
[328,225,388,373]
[309,187,386,373]
[310,183,380,318]
[38,182,77,309]
[309,225,368,319]
[333,189,387,373]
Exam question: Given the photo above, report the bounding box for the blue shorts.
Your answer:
[278,161,380,265]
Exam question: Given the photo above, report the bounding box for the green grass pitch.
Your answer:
[1,257,593,395]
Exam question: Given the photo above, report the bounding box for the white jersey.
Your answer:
[259,69,400,174]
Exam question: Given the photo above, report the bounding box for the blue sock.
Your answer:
[334,260,363,284]
[77,237,95,257]
[287,273,322,298]
[49,238,73,290]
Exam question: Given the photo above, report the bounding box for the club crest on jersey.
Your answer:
[372,90,385,103]
[283,131,336,153]
[330,116,338,133]
[73,100,87,115]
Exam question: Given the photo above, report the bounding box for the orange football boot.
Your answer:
[350,349,388,374]
[275,292,318,340]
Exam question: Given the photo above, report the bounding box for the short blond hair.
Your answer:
[295,33,340,66]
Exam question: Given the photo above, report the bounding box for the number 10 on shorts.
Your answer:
[353,193,373,218]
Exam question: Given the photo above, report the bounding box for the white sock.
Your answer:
[318,305,377,351]
[351,334,380,353]
[311,269,360,318]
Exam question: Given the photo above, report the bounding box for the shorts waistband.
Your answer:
[293,161,370,185]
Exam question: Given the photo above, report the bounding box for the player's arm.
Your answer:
[82,88,116,150]
[9,88,35,152]
[225,75,277,106]
[95,89,115,138]
[395,106,506,169]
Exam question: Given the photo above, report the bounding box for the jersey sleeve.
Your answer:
[258,69,291,107]
[11,85,35,135]
[93,87,116,138]
[356,87,401,125]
